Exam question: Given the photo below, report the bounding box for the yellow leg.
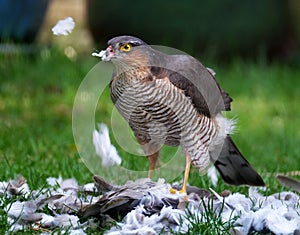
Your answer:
[170,152,192,194]
[180,153,191,194]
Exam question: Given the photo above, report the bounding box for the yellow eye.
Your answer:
[120,43,132,52]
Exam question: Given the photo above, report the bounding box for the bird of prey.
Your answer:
[96,35,265,193]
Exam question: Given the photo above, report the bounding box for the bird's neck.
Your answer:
[115,64,152,83]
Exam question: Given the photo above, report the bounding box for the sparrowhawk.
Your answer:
[96,35,265,193]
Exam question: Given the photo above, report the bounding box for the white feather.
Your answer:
[46,176,63,187]
[93,123,122,167]
[6,201,37,219]
[207,165,218,187]
[52,17,75,36]
[52,214,80,228]
[216,114,235,135]
[212,114,236,148]
[92,50,106,59]
[0,181,8,195]
[3,174,300,234]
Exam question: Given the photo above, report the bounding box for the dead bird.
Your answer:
[277,174,300,193]
[78,176,210,222]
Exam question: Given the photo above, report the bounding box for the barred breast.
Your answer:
[110,74,221,171]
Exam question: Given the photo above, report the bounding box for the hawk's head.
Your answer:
[102,36,150,67]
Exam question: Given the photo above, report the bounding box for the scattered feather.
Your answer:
[52,17,75,36]
[81,182,97,193]
[60,178,79,193]
[5,175,30,197]
[92,50,106,59]
[46,175,63,187]
[207,165,218,187]
[93,123,122,167]
[6,201,37,219]
[51,214,79,228]
[2,175,300,234]
[0,181,8,195]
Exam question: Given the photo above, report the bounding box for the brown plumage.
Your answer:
[99,35,264,192]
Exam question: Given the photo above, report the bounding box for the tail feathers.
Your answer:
[212,135,265,186]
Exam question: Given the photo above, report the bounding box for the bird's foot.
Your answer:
[169,187,189,201]
[179,188,187,194]
[169,186,187,194]
[169,185,187,194]
[169,187,177,194]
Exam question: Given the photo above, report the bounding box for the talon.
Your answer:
[169,187,177,194]
[179,188,186,194]
[170,187,189,201]
[170,153,191,197]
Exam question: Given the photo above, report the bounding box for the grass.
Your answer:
[0,46,300,234]
[179,198,237,235]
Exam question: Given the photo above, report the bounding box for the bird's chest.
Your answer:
[110,77,169,121]
[110,76,200,145]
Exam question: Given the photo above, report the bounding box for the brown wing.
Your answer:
[150,57,233,118]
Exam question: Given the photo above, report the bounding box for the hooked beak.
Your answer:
[102,45,115,61]
[91,45,115,61]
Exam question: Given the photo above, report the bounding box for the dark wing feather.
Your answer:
[212,135,265,186]
[150,55,232,117]
[150,67,209,116]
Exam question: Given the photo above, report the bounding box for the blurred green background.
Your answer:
[0,0,300,186]
[1,0,300,61]
[87,0,292,60]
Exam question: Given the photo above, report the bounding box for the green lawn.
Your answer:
[0,47,299,233]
